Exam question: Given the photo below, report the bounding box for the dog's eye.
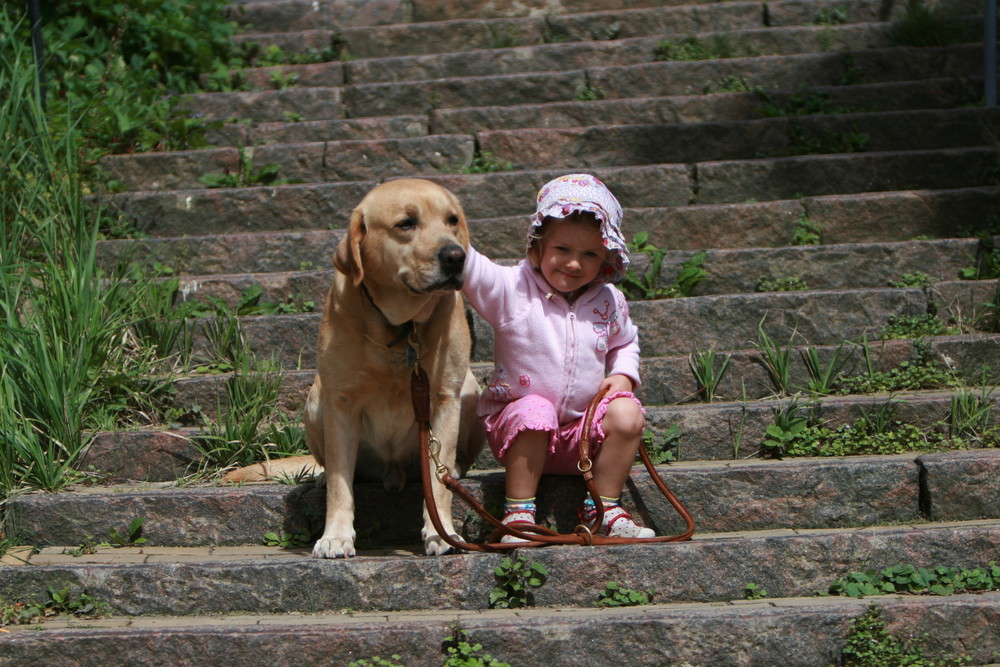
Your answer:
[396,217,417,231]
[446,215,460,227]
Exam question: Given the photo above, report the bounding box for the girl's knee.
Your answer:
[602,398,645,437]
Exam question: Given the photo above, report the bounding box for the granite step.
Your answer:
[77,382,1000,485]
[149,239,983,314]
[2,593,998,666]
[96,187,1000,272]
[156,333,998,424]
[1,517,999,613]
[100,134,476,192]
[477,107,1000,171]
[101,107,1000,191]
[231,22,895,92]
[174,285,931,367]
[431,77,980,135]
[179,44,981,122]
[97,151,997,237]
[340,45,982,119]
[231,0,758,33]
[202,77,977,148]
[232,1,780,60]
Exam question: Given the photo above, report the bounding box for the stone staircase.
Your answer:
[3,0,1000,663]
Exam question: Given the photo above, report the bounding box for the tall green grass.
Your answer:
[0,18,170,498]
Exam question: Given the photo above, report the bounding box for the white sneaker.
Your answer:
[588,505,655,539]
[499,511,536,544]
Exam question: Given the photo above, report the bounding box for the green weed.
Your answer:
[620,234,707,300]
[743,583,769,600]
[880,313,960,339]
[756,276,810,292]
[889,272,935,289]
[841,604,971,666]
[642,425,681,464]
[461,150,512,174]
[263,529,312,549]
[888,0,965,47]
[790,214,823,245]
[489,554,548,609]
[107,517,147,547]
[1,587,110,627]
[755,321,795,395]
[689,349,732,402]
[595,581,655,607]
[198,148,288,188]
[443,627,511,667]
[655,35,737,61]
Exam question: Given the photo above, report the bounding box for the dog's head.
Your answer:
[335,179,470,294]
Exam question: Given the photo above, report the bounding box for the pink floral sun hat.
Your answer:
[527,173,629,283]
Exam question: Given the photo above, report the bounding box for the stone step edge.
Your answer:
[18,448,1000,543]
[1,520,998,617]
[4,593,998,667]
[2,593,998,666]
[220,21,893,91]
[163,333,997,410]
[103,105,1000,165]
[94,186,999,269]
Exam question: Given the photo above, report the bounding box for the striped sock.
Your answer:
[504,497,537,516]
[582,495,620,522]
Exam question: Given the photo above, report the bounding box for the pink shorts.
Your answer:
[483,392,645,475]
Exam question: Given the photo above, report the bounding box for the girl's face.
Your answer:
[537,217,608,298]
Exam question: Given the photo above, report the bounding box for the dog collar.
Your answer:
[360,282,415,350]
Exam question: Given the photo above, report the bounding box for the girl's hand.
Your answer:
[599,374,634,395]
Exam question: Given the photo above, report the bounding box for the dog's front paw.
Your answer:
[422,530,460,556]
[312,534,356,559]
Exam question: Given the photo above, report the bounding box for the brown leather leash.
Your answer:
[410,328,695,552]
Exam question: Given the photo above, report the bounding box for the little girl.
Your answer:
[462,173,654,542]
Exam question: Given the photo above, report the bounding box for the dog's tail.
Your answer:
[222,454,322,483]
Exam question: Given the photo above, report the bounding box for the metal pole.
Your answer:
[987,0,997,106]
[27,0,46,110]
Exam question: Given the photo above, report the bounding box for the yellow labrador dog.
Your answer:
[304,178,482,558]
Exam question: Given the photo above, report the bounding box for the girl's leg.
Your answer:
[584,397,653,538]
[503,429,549,500]
[591,397,645,498]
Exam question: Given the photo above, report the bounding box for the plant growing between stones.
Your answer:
[198,148,287,188]
[799,342,848,394]
[443,627,511,667]
[655,35,737,61]
[263,528,312,548]
[595,581,655,607]
[642,425,681,464]
[756,276,810,292]
[887,0,966,47]
[461,150,512,174]
[755,321,795,396]
[1,587,110,627]
[107,517,147,547]
[889,272,935,289]
[790,214,823,245]
[948,387,996,441]
[826,562,1000,598]
[688,349,732,402]
[880,313,960,340]
[841,604,971,666]
[348,656,406,667]
[620,234,707,300]
[575,83,606,101]
[489,554,549,609]
[743,583,768,600]
[836,341,961,394]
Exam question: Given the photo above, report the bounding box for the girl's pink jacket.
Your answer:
[462,247,641,424]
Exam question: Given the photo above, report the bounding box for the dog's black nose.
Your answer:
[439,244,466,277]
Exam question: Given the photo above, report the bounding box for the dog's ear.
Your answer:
[334,207,366,286]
